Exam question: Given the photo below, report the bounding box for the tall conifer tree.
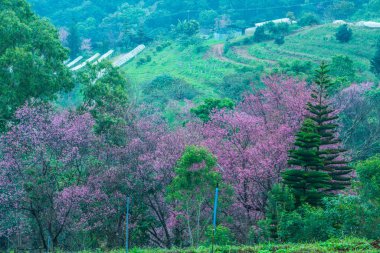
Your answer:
[307,62,352,191]
[282,119,331,206]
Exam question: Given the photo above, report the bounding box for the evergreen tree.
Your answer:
[282,119,331,206]
[307,62,352,191]
[371,39,380,76]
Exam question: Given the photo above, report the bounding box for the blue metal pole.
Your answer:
[126,196,130,253]
[211,184,219,253]
[213,186,219,228]
[47,235,50,253]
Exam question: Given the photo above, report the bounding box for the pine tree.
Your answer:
[371,39,380,76]
[282,119,331,206]
[307,62,352,191]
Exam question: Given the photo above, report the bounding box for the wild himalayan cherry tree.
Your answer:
[201,76,310,240]
[0,103,105,249]
[334,82,380,160]
[90,111,202,248]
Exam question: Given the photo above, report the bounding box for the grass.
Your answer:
[247,24,380,81]
[120,42,240,102]
[76,238,379,253]
[119,24,380,104]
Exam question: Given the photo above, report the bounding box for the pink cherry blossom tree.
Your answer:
[0,103,97,250]
[200,76,310,240]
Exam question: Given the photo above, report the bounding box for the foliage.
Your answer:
[175,20,200,37]
[356,155,380,206]
[336,24,353,43]
[191,98,235,122]
[274,36,285,45]
[298,13,320,27]
[371,39,380,76]
[282,119,331,206]
[0,0,73,131]
[253,22,290,43]
[327,1,356,20]
[104,238,377,252]
[167,145,222,247]
[201,76,310,241]
[278,60,315,77]
[68,25,80,57]
[141,75,199,106]
[330,55,355,83]
[335,83,380,160]
[3,0,380,250]
[204,225,234,246]
[217,73,257,101]
[78,62,129,141]
[199,10,217,29]
[307,63,352,191]
[253,26,270,43]
[0,103,98,250]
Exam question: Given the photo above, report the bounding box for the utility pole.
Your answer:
[126,196,130,253]
[211,183,219,253]
[47,235,51,253]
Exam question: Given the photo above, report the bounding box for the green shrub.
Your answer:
[335,24,353,43]
[298,13,320,27]
[274,36,285,45]
[204,225,234,246]
[142,75,199,105]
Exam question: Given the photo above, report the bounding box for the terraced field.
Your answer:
[121,24,380,101]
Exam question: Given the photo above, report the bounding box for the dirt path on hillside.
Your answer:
[232,46,277,64]
[205,25,324,66]
[206,44,252,67]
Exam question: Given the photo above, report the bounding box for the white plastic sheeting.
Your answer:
[245,18,293,35]
[66,56,83,68]
[333,20,380,28]
[93,50,114,65]
[354,21,380,28]
[112,45,145,67]
[71,53,100,71]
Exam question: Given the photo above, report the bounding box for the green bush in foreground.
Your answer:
[98,238,378,253]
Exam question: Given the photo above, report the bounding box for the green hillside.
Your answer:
[121,23,380,102]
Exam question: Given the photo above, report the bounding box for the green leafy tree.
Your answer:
[371,39,380,76]
[258,184,296,241]
[199,10,218,28]
[335,24,353,43]
[167,146,222,247]
[68,24,80,58]
[274,36,285,45]
[191,98,235,122]
[253,26,269,42]
[298,13,320,27]
[282,119,331,206]
[78,62,128,144]
[329,1,356,19]
[142,75,198,106]
[307,63,353,191]
[175,20,200,37]
[356,155,380,206]
[205,225,234,245]
[0,0,73,132]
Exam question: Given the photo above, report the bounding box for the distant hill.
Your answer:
[26,0,378,52]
